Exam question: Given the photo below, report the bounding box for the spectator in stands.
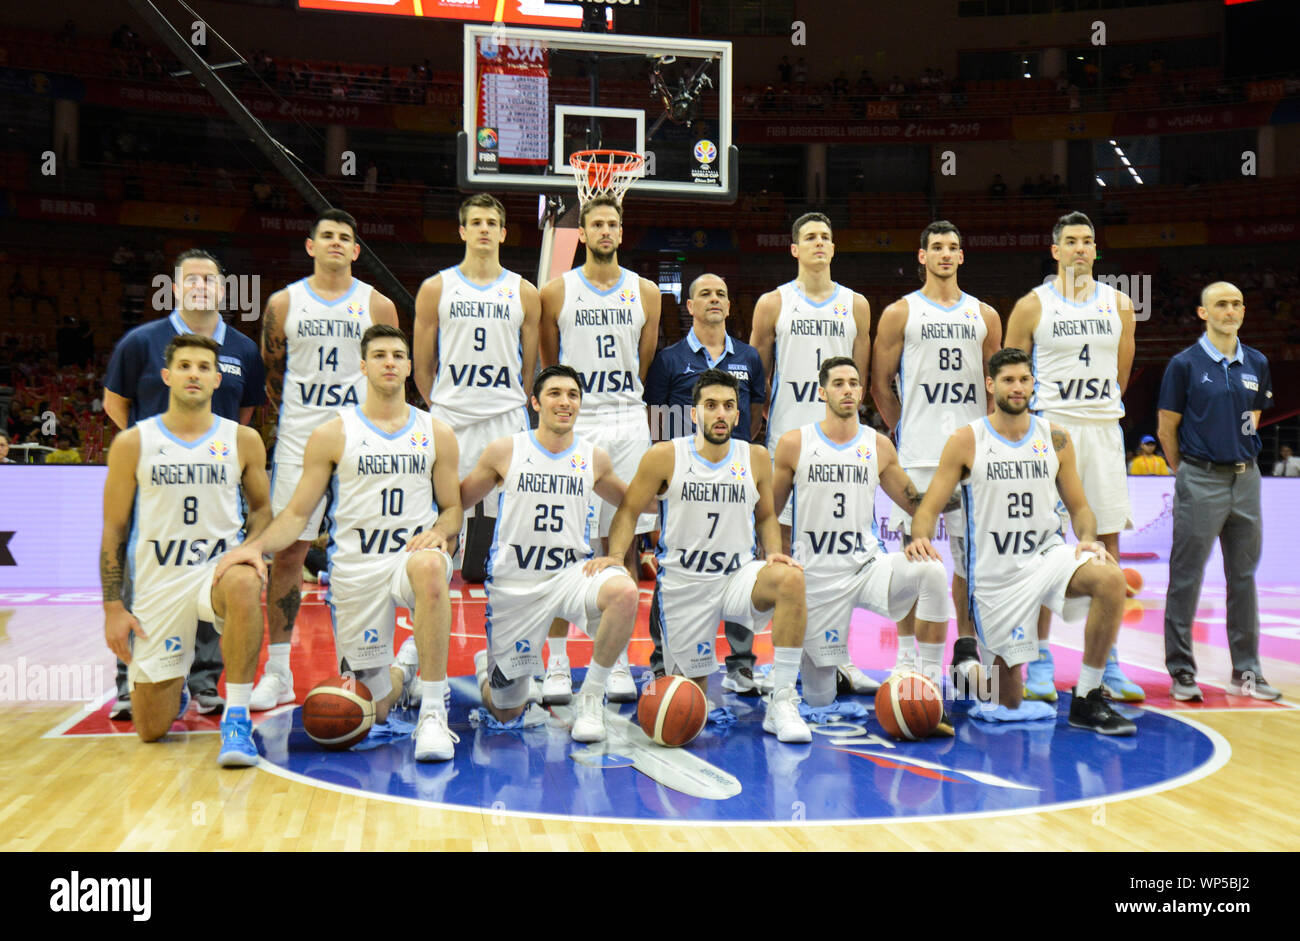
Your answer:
[44,435,81,465]
[777,56,792,85]
[989,174,1007,198]
[1274,445,1300,477]
[1129,435,1171,476]
[793,57,807,84]
[0,431,13,464]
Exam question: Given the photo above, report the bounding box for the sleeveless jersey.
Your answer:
[656,437,759,579]
[130,415,244,593]
[790,423,883,580]
[487,430,596,581]
[1029,280,1124,419]
[897,291,988,468]
[326,406,439,579]
[428,266,527,426]
[767,281,857,447]
[962,416,1064,591]
[277,277,375,464]
[557,267,645,430]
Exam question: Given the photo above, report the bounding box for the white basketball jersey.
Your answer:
[656,437,759,579]
[428,266,527,426]
[326,406,439,579]
[790,423,884,580]
[962,416,1064,591]
[767,281,857,447]
[557,267,645,431]
[897,291,988,468]
[487,430,596,581]
[1029,280,1123,419]
[278,278,375,464]
[130,415,243,599]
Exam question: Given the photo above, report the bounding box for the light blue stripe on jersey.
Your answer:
[301,276,358,308]
[324,473,340,590]
[452,266,506,291]
[154,414,219,450]
[577,269,628,297]
[485,490,505,585]
[767,336,780,448]
[895,349,904,446]
[354,405,416,440]
[126,495,139,587]
[962,482,985,648]
[689,438,734,471]
[1030,345,1039,411]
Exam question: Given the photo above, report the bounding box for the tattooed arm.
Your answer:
[876,432,962,517]
[102,428,143,662]
[261,289,289,414]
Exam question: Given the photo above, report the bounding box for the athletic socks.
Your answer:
[917,642,945,688]
[226,682,252,711]
[420,680,448,714]
[549,634,568,663]
[1077,663,1104,698]
[771,646,802,690]
[583,661,611,696]
[266,643,291,676]
[895,635,918,671]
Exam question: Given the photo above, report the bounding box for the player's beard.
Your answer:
[586,245,616,264]
[828,399,859,420]
[995,392,1029,416]
[701,422,731,445]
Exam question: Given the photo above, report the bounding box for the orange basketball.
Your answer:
[874,672,943,741]
[302,675,374,750]
[1123,567,1143,597]
[637,675,708,747]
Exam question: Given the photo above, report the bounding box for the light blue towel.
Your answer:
[707,706,737,728]
[798,700,871,722]
[353,714,417,750]
[969,700,1057,723]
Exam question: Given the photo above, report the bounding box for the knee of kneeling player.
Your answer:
[606,576,639,617]
[775,563,805,597]
[218,563,262,607]
[408,552,447,595]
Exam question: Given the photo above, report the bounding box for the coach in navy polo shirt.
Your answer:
[102,249,265,719]
[643,273,766,691]
[1157,281,1279,702]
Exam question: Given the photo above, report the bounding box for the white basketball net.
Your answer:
[569,149,645,205]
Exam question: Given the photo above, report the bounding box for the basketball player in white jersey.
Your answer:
[217,325,463,761]
[871,221,1001,692]
[749,212,872,693]
[459,365,640,743]
[1005,211,1143,703]
[253,209,400,712]
[414,193,539,585]
[538,194,660,704]
[603,369,813,743]
[907,348,1136,734]
[101,334,270,765]
[773,357,953,719]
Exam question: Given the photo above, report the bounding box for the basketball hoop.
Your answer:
[568,149,645,205]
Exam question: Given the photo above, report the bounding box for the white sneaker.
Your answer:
[837,663,881,695]
[570,690,607,743]
[542,655,572,704]
[249,669,295,712]
[396,637,421,707]
[763,685,812,743]
[414,708,459,762]
[607,658,637,703]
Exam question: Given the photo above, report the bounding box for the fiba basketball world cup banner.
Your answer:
[475,37,549,169]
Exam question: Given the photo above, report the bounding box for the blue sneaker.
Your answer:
[1024,647,1058,702]
[217,707,259,767]
[176,684,191,719]
[1101,649,1145,702]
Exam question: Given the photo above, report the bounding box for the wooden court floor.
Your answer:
[2,589,1298,852]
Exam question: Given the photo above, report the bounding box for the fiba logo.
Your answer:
[477,127,499,151]
[693,140,718,165]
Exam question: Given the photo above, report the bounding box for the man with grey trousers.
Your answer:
[1156,281,1281,702]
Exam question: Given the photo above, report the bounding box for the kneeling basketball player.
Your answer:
[906,347,1135,734]
[460,365,640,743]
[216,325,464,761]
[101,334,270,766]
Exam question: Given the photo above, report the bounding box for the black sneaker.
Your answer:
[721,667,760,697]
[1068,687,1137,736]
[931,708,955,738]
[194,690,225,715]
[108,696,132,721]
[1170,671,1203,702]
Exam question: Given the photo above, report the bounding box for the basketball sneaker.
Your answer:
[949,637,985,700]
[607,654,638,703]
[249,668,295,712]
[217,707,259,767]
[1170,671,1203,702]
[396,636,421,708]
[836,662,881,695]
[414,707,458,761]
[1067,687,1137,736]
[108,695,132,721]
[571,690,606,743]
[1023,647,1057,702]
[763,685,812,744]
[176,684,190,719]
[1101,649,1145,701]
[542,655,572,705]
[721,666,761,696]
[1226,673,1282,701]
[194,690,224,715]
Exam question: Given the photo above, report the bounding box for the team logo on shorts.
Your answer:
[1011,626,1026,641]
[410,432,429,448]
[696,641,712,656]
[164,636,183,653]
[363,629,380,644]
[824,629,839,643]
[516,639,531,653]
[347,303,365,318]
[1031,438,1049,456]
[693,139,718,164]
[208,440,230,458]
[569,454,587,471]
[728,462,747,479]
[855,444,872,462]
[618,288,637,304]
[832,302,849,318]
